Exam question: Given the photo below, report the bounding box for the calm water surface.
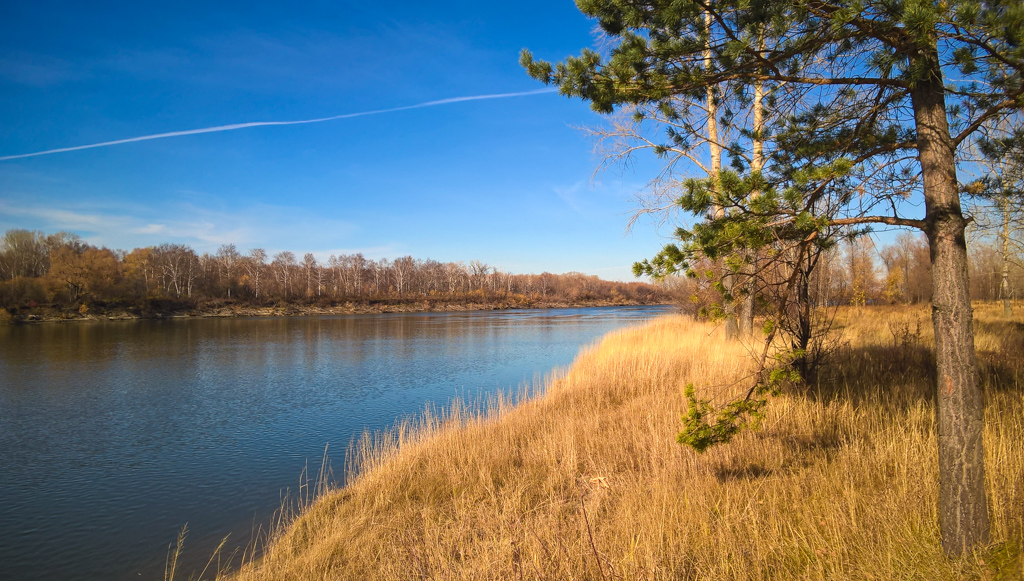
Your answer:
[0,306,670,580]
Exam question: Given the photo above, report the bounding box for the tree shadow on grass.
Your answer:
[709,320,1022,484]
[799,337,1021,411]
[713,461,777,481]
[975,319,1024,392]
[711,429,852,482]
[800,344,938,408]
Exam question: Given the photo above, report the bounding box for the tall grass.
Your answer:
[223,303,1023,580]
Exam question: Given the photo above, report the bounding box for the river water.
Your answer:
[0,305,670,581]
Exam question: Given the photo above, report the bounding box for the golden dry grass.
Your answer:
[226,303,1024,580]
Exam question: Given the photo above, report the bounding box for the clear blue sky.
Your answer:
[0,0,673,280]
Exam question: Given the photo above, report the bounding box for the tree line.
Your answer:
[4,226,1017,315]
[0,230,665,311]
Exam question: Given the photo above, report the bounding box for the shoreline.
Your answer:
[221,304,1023,580]
[2,298,672,325]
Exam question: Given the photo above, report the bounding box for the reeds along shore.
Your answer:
[226,303,1024,580]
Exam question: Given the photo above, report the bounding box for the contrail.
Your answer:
[0,88,558,162]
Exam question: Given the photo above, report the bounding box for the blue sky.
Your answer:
[0,0,674,280]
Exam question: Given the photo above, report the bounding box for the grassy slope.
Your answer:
[227,303,1023,580]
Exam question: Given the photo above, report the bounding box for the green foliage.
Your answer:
[632,164,838,292]
[677,355,800,452]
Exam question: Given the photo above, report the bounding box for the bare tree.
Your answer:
[315,259,326,298]
[152,244,198,298]
[245,248,267,300]
[0,229,55,279]
[468,260,489,291]
[303,253,318,299]
[272,251,297,299]
[216,244,240,298]
[391,256,415,295]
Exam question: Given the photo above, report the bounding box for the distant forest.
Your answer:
[1,228,1020,321]
[0,230,666,319]
[666,230,1023,314]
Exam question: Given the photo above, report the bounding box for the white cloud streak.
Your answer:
[0,199,359,253]
[0,88,558,161]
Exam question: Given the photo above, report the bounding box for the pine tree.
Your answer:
[523,0,1023,556]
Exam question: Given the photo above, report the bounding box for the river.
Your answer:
[0,305,670,581]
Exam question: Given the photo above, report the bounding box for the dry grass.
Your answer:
[226,303,1024,580]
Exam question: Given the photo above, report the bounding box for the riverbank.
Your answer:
[1,296,668,324]
[219,303,1022,580]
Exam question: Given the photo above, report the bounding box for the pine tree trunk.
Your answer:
[1001,200,1012,317]
[740,285,755,335]
[741,73,765,337]
[911,42,990,557]
[739,244,756,336]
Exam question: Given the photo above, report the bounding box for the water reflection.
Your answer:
[0,306,671,581]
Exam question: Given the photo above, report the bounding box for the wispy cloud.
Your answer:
[0,198,361,254]
[133,224,167,235]
[310,244,405,262]
[0,204,127,230]
[0,89,557,161]
[553,181,589,214]
[552,178,650,219]
[99,24,480,92]
[0,52,87,87]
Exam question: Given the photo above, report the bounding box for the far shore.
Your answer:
[2,297,673,325]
